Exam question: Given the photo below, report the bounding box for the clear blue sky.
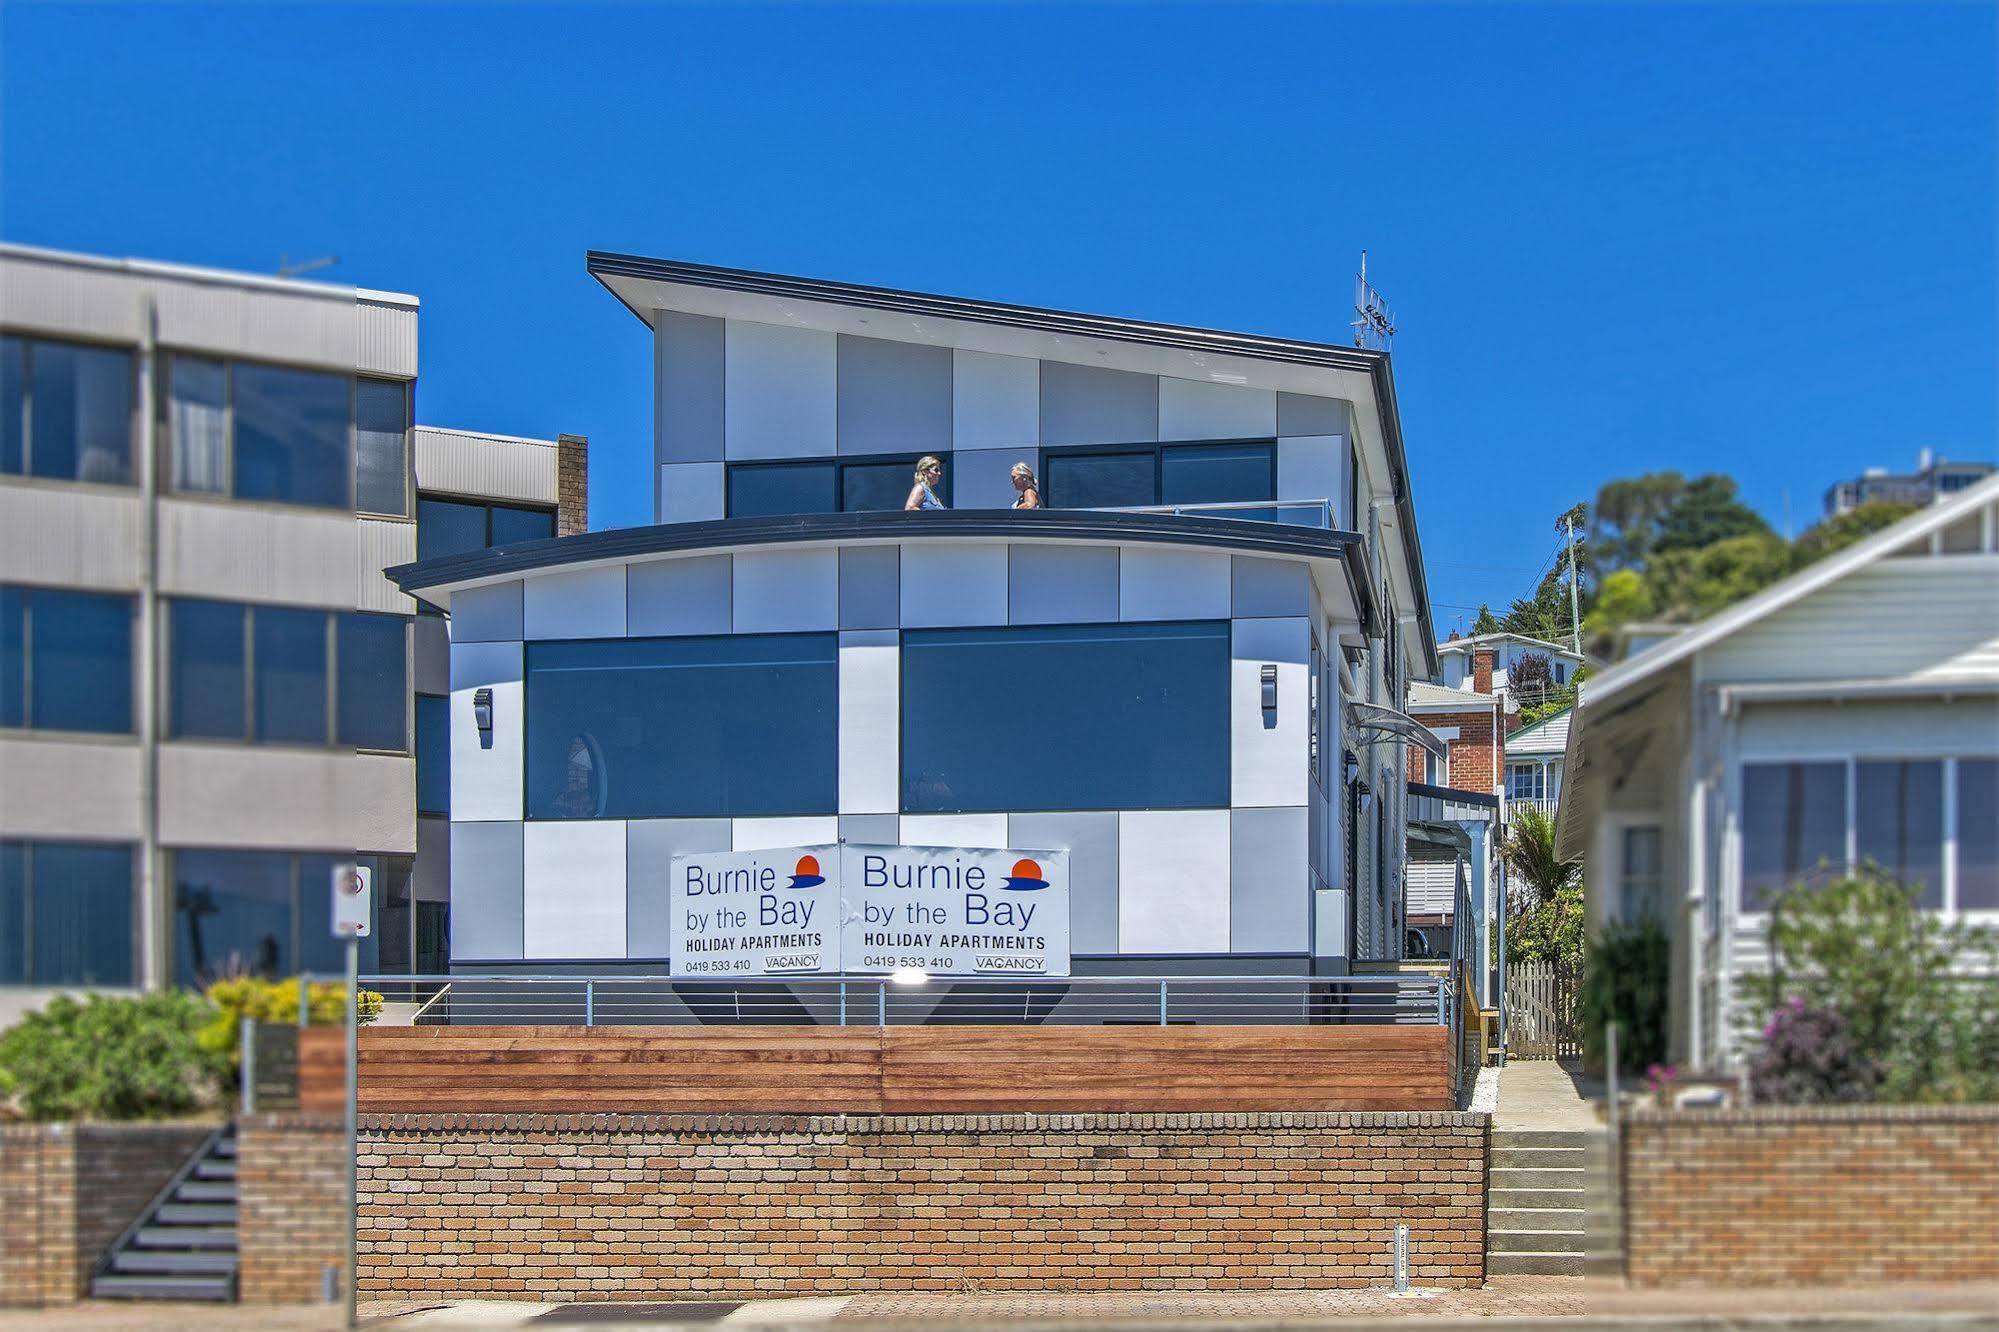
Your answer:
[5,2,1993,637]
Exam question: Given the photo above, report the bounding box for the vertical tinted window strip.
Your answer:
[415,694,449,815]
[1959,760,1999,910]
[1739,761,1848,912]
[354,379,409,516]
[253,606,329,744]
[1856,759,1944,908]
[0,586,22,729]
[169,356,229,494]
[336,612,409,751]
[29,842,133,985]
[169,598,247,739]
[28,588,133,733]
[233,363,349,508]
[28,342,132,485]
[0,843,24,982]
[0,336,24,474]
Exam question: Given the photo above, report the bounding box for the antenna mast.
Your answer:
[1351,250,1397,352]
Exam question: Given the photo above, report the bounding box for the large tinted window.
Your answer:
[1046,451,1154,510]
[415,694,449,815]
[27,341,133,485]
[1856,759,1944,908]
[169,356,229,495]
[354,379,409,516]
[417,497,555,560]
[1,336,24,474]
[1960,759,1998,910]
[526,634,838,819]
[336,613,407,750]
[1160,442,1274,506]
[490,505,556,546]
[233,364,349,508]
[253,606,328,745]
[0,841,133,985]
[0,586,133,733]
[174,850,295,985]
[1740,761,1847,911]
[169,598,246,739]
[901,621,1230,813]
[729,462,836,518]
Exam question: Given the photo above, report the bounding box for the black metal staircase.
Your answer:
[91,1125,239,1301]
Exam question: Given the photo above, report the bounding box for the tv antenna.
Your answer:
[278,253,340,279]
[1351,250,1397,351]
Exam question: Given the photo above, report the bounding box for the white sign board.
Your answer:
[669,844,837,976]
[331,863,372,938]
[666,843,1070,977]
[841,844,1069,977]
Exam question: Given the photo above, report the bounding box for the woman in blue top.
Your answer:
[903,455,947,511]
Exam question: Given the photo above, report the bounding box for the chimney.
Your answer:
[1446,629,1462,642]
[1473,647,1496,695]
[556,433,589,536]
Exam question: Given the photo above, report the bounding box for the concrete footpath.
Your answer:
[7,1280,1999,1330]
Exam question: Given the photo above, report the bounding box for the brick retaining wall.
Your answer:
[329,1111,1486,1301]
[1623,1105,1999,1287]
[238,1114,347,1303]
[0,1123,215,1307]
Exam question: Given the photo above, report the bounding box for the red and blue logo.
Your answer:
[787,854,825,889]
[1000,858,1049,891]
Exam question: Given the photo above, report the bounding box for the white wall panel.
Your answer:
[449,580,523,643]
[357,298,419,379]
[158,746,415,853]
[0,737,143,840]
[357,518,416,613]
[1276,436,1348,526]
[724,320,837,459]
[158,499,360,607]
[953,350,1039,450]
[523,821,628,959]
[952,448,1024,511]
[449,641,523,822]
[1158,378,1276,441]
[522,566,627,640]
[839,630,899,814]
[0,482,143,591]
[900,542,1008,627]
[449,821,523,961]
[1232,616,1310,808]
[1118,547,1231,621]
[658,462,726,524]
[899,814,1008,848]
[734,548,838,632]
[628,554,732,636]
[732,817,839,851]
[1118,810,1230,953]
[1009,545,1118,624]
[412,428,559,507]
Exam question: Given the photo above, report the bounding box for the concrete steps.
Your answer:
[91,1127,239,1302]
[1487,1128,1603,1278]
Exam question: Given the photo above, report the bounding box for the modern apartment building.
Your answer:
[1823,448,1993,517]
[389,255,1441,981]
[0,245,582,1018]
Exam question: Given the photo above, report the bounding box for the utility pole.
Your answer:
[1560,505,1584,656]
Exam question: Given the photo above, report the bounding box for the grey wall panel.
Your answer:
[901,542,1007,627]
[734,548,838,632]
[414,815,451,904]
[1277,393,1349,438]
[1010,811,1117,954]
[837,335,952,456]
[951,448,1024,511]
[724,320,836,459]
[658,462,725,524]
[1230,806,1309,952]
[413,428,559,507]
[357,518,416,613]
[158,499,361,608]
[1276,436,1348,525]
[0,737,143,840]
[655,311,726,465]
[0,482,143,592]
[357,298,420,379]
[1231,555,1310,619]
[1158,378,1276,442]
[413,611,450,695]
[953,349,1038,450]
[450,580,524,643]
[627,818,731,958]
[838,545,899,629]
[1008,545,1118,624]
[838,814,899,845]
[732,816,838,850]
[900,813,1008,848]
[1119,547,1231,621]
[450,821,524,961]
[158,746,416,853]
[1040,361,1158,446]
[0,251,146,344]
[522,565,627,639]
[628,554,732,636]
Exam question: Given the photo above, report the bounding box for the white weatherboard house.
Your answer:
[389,256,1444,983]
[1558,473,1999,1069]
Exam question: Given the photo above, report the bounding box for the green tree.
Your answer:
[0,992,228,1121]
[1471,604,1502,636]
[1652,474,1772,554]
[1590,472,1686,573]
[1502,806,1580,908]
[1792,501,1919,569]
[1583,568,1654,642]
[1648,531,1791,619]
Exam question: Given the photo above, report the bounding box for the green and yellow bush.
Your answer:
[0,992,227,1122]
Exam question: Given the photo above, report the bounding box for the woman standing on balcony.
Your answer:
[905,456,947,511]
[1010,462,1043,509]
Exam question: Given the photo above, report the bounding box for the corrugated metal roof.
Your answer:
[1407,680,1493,709]
[1506,707,1572,756]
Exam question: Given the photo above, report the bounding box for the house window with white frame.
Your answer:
[1621,825,1664,922]
[1506,762,1545,802]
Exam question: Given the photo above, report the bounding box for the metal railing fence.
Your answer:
[343,972,1449,1029]
[1100,498,1337,528]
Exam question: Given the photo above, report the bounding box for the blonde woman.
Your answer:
[1010,462,1043,510]
[904,455,947,511]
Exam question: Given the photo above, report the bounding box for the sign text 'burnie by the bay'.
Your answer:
[668,843,1069,977]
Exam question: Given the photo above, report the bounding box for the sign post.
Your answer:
[331,863,370,1329]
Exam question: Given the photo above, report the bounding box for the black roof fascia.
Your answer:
[1407,781,1501,810]
[386,509,1379,634]
[584,250,1437,675]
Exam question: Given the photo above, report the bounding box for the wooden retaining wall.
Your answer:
[352,1023,1453,1114]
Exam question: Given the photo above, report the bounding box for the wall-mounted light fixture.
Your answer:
[1342,750,1360,787]
[1260,664,1278,728]
[473,687,494,749]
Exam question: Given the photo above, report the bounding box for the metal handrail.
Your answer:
[1097,498,1336,528]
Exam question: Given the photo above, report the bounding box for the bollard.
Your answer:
[323,1264,338,1304]
[239,1016,256,1115]
[1394,1223,1409,1293]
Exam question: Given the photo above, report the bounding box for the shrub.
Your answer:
[1747,998,1880,1105]
[0,992,227,1121]
[196,974,383,1072]
[1507,881,1585,970]
[1580,915,1669,1076]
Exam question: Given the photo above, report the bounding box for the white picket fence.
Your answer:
[1506,959,1580,1060]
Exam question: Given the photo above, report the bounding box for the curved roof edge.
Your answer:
[386,509,1378,630]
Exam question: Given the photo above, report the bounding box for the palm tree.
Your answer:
[1504,806,1581,911]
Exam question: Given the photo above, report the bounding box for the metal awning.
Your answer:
[1347,701,1448,759]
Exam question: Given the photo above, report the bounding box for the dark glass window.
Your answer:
[1160,442,1274,505]
[27,341,133,485]
[174,850,294,985]
[253,606,328,745]
[415,694,449,815]
[0,841,133,985]
[526,634,838,819]
[489,505,556,546]
[233,364,349,508]
[729,462,836,518]
[1045,450,1154,510]
[1,336,23,474]
[354,379,409,517]
[336,613,407,751]
[842,459,930,512]
[417,497,556,560]
[168,356,228,494]
[1,586,133,733]
[901,621,1230,813]
[1740,761,1847,912]
[1856,760,1944,908]
[169,598,246,740]
[1960,759,1998,910]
